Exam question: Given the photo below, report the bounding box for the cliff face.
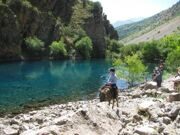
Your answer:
[0,0,118,61]
[0,4,21,60]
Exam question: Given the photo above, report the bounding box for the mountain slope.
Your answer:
[127,16,180,44]
[116,1,180,43]
[113,17,144,28]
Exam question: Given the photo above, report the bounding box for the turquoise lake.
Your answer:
[0,60,127,113]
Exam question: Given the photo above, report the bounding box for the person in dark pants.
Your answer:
[153,67,163,87]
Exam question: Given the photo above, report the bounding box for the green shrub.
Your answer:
[50,40,67,57]
[114,54,146,87]
[142,41,161,63]
[159,34,180,58]
[63,26,87,44]
[166,47,180,71]
[75,36,93,58]
[2,0,6,4]
[107,38,123,53]
[25,36,44,51]
[105,38,124,59]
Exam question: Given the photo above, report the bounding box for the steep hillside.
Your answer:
[116,1,180,42]
[127,16,180,44]
[0,0,118,61]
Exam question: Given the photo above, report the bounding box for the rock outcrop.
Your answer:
[0,0,118,61]
[0,4,21,61]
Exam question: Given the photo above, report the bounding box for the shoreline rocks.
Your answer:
[0,78,179,135]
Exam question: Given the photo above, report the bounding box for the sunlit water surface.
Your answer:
[0,60,127,112]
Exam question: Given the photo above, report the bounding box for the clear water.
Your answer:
[0,60,127,112]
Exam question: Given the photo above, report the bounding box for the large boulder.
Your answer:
[141,81,157,90]
[0,4,21,61]
[168,93,180,102]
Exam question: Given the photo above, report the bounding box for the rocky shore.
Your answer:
[0,77,180,135]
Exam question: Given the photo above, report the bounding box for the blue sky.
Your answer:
[90,0,179,23]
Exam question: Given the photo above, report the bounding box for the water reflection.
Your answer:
[0,60,110,110]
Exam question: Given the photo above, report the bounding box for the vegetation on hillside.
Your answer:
[116,1,180,42]
[75,36,93,59]
[24,36,44,56]
[50,40,67,58]
[107,34,180,78]
[0,0,118,61]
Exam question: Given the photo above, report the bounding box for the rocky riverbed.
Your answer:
[0,78,180,135]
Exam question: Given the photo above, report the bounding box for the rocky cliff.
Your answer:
[0,0,118,61]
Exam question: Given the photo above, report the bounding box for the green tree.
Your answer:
[166,47,180,71]
[142,41,161,63]
[75,36,93,58]
[114,54,146,87]
[2,0,6,4]
[159,34,180,59]
[105,38,124,59]
[107,39,123,53]
[25,36,44,52]
[50,40,67,57]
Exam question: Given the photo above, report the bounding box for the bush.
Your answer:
[105,38,124,59]
[50,40,67,57]
[2,0,6,4]
[159,34,179,59]
[166,47,180,71]
[142,41,161,63]
[75,36,93,58]
[114,54,146,87]
[107,38,123,53]
[25,36,44,51]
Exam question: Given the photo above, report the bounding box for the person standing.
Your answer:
[153,66,163,87]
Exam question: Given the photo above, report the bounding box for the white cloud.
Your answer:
[90,0,179,23]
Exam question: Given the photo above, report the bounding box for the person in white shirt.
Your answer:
[101,68,118,90]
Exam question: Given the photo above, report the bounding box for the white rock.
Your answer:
[20,129,36,135]
[3,127,19,135]
[138,101,155,111]
[143,82,157,90]
[135,126,158,135]
[53,116,69,125]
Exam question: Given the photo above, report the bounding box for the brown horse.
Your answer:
[99,86,119,109]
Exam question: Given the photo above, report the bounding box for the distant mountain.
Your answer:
[113,18,144,27]
[116,1,180,43]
